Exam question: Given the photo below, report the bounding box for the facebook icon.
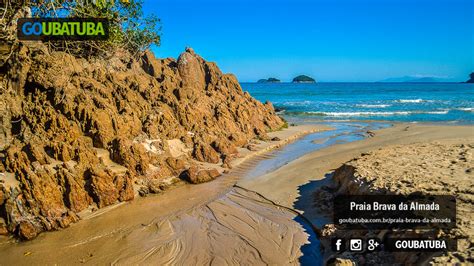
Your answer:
[332,238,345,252]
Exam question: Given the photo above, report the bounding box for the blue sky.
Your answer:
[145,0,473,82]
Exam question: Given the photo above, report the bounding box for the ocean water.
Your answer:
[241,82,474,124]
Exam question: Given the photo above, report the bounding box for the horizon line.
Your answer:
[239,81,467,84]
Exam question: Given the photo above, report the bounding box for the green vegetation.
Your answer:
[258,77,281,83]
[267,120,288,132]
[279,120,289,130]
[8,0,161,57]
[292,75,316,83]
[467,72,474,83]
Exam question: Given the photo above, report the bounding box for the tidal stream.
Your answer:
[0,122,390,265]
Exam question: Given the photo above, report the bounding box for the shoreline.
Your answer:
[0,124,331,264]
[281,116,474,126]
[238,122,473,208]
[1,121,472,264]
[237,122,473,264]
[74,124,332,221]
[319,140,474,265]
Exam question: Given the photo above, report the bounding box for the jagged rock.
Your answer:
[228,133,248,147]
[212,138,238,155]
[0,187,5,206]
[327,258,356,266]
[56,167,92,212]
[109,138,149,176]
[147,179,171,194]
[254,127,269,140]
[90,169,134,208]
[165,157,186,175]
[18,221,39,240]
[148,179,162,193]
[222,154,235,169]
[118,174,134,202]
[321,224,337,236]
[23,143,50,164]
[246,144,258,151]
[328,143,474,265]
[177,47,206,90]
[0,218,7,235]
[271,137,281,141]
[181,166,221,184]
[48,142,76,162]
[0,26,284,239]
[193,142,220,164]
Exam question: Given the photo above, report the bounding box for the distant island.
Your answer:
[466,72,474,83]
[378,76,450,83]
[258,78,281,83]
[292,75,316,83]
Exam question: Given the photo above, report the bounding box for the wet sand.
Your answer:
[238,124,474,211]
[0,124,328,265]
[1,123,472,265]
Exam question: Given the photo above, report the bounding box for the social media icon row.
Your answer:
[331,238,381,252]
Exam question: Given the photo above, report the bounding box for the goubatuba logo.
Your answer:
[17,18,109,40]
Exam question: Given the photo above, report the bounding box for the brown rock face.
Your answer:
[110,138,149,175]
[0,32,283,238]
[193,142,220,164]
[18,221,39,240]
[0,188,5,206]
[322,143,474,265]
[178,47,206,90]
[327,258,356,266]
[0,220,7,236]
[181,166,221,184]
[212,138,238,156]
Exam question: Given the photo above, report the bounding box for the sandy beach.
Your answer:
[0,122,472,265]
[0,124,328,264]
[239,123,473,264]
[238,123,474,209]
[1,2,472,265]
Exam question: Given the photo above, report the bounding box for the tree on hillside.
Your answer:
[1,0,161,57]
[467,72,474,83]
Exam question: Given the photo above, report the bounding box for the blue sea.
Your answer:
[241,82,474,124]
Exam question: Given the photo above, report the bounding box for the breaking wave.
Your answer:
[302,110,449,117]
[396,99,431,103]
[356,104,391,108]
[457,108,474,112]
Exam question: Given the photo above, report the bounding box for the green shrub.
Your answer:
[278,121,288,130]
[25,0,161,57]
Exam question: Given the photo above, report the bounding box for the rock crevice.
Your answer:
[0,42,284,239]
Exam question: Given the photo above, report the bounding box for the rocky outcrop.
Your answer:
[180,166,221,184]
[292,75,316,83]
[466,72,474,83]
[318,143,474,265]
[0,37,284,238]
[257,78,280,83]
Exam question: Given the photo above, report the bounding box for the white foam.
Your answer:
[311,111,411,117]
[282,100,314,106]
[424,110,449,114]
[306,110,449,117]
[396,99,425,103]
[356,104,391,108]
